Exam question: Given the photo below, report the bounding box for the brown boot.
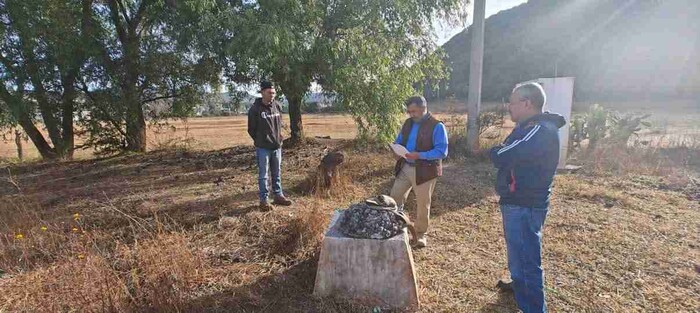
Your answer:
[259,201,274,211]
[272,195,292,206]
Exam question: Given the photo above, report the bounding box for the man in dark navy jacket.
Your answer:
[489,82,566,313]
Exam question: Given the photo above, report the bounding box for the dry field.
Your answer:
[0,114,359,160]
[0,106,698,312]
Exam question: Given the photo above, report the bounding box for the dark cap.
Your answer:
[260,81,274,91]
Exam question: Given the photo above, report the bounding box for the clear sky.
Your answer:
[435,0,528,45]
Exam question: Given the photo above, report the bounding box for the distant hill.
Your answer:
[440,0,700,102]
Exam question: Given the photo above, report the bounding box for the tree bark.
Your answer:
[60,73,77,159]
[125,97,147,152]
[287,93,305,143]
[17,115,57,160]
[19,36,66,155]
[0,85,58,160]
[123,52,147,152]
[110,0,148,153]
[15,129,23,161]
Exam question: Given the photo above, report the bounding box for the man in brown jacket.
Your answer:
[390,96,449,248]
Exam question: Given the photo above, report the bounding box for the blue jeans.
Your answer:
[256,148,283,202]
[500,204,548,313]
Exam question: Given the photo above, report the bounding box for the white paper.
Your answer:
[390,143,409,158]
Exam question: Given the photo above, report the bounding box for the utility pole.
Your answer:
[466,0,486,153]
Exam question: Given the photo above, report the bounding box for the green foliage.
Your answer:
[446,106,506,158]
[2,0,469,155]
[608,112,652,145]
[78,0,223,153]
[0,100,15,129]
[200,92,225,116]
[569,103,652,152]
[476,105,507,137]
[0,0,91,159]
[222,0,467,143]
[585,104,609,150]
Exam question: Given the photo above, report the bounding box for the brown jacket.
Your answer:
[394,113,443,185]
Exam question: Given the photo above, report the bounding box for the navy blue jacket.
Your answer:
[489,112,566,209]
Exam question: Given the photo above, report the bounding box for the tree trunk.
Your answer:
[288,93,305,143]
[124,70,146,152]
[125,87,147,152]
[21,47,66,154]
[123,34,147,152]
[14,129,23,162]
[60,73,77,159]
[17,115,57,160]
[0,86,58,160]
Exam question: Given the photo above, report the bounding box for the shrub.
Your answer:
[446,105,507,159]
[569,103,651,152]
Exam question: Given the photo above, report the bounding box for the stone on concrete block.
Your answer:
[313,211,419,308]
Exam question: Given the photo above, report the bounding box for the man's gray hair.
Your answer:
[405,95,427,109]
[512,82,546,110]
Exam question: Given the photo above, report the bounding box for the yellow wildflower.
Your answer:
[72,227,79,233]
[73,213,80,220]
[15,233,24,240]
[77,254,85,260]
[41,226,48,231]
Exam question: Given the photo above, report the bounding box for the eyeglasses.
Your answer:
[508,98,528,106]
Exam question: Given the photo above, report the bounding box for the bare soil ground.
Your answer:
[0,110,698,312]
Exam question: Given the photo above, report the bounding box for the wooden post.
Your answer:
[466,0,486,153]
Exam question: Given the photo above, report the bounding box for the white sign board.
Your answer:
[518,77,575,168]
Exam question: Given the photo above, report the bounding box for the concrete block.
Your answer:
[313,211,419,308]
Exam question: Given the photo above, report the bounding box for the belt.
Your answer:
[404,160,438,167]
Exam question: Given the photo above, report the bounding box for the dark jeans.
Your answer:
[256,148,283,202]
[500,204,549,313]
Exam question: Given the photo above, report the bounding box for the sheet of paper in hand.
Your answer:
[390,143,410,158]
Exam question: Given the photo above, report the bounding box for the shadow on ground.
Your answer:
[370,160,496,218]
[184,258,378,313]
[478,291,519,313]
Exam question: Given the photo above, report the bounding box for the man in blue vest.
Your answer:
[490,82,566,313]
[390,96,449,248]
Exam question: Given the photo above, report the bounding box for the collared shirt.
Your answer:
[394,116,449,161]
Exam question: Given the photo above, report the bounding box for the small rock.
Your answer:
[339,196,408,240]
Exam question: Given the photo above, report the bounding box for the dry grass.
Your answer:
[1,221,206,312]
[0,115,359,160]
[1,111,699,312]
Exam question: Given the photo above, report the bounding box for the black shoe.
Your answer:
[497,279,513,292]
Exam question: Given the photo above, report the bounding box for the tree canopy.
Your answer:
[222,0,467,143]
[0,0,89,159]
[1,0,468,159]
